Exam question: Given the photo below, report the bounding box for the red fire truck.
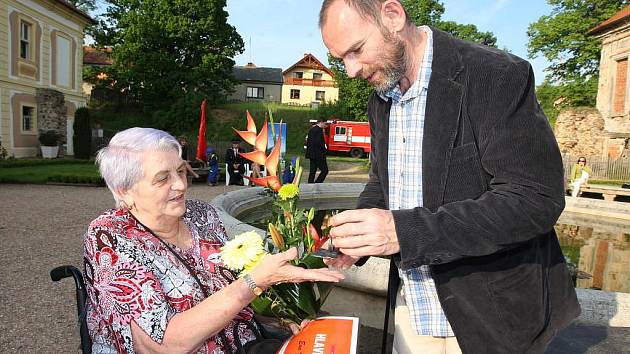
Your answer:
[306,120,371,158]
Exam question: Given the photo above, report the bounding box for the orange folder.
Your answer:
[277,316,359,354]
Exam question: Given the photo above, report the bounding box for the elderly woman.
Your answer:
[84,127,344,354]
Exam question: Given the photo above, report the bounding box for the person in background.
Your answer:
[225,139,245,185]
[319,1,579,353]
[282,158,296,184]
[570,157,592,197]
[305,117,329,183]
[206,146,219,186]
[177,135,200,179]
[251,162,263,179]
[85,127,344,354]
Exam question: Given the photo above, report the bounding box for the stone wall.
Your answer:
[36,88,67,155]
[554,108,606,156]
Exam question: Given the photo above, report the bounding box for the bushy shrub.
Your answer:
[47,174,105,185]
[38,130,61,146]
[0,141,9,161]
[74,107,92,159]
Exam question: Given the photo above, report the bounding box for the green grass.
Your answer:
[0,158,94,168]
[0,163,100,184]
[588,180,626,187]
[561,245,581,265]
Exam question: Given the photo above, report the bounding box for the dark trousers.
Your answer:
[228,164,245,185]
[308,157,328,183]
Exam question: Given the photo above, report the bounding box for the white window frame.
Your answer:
[290,89,300,99]
[20,104,37,135]
[54,33,73,88]
[315,90,325,101]
[246,86,264,99]
[312,72,323,80]
[19,20,32,60]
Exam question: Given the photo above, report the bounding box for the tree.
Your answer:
[328,54,374,121]
[331,0,497,121]
[91,0,243,132]
[67,0,98,13]
[528,0,628,109]
[402,0,497,46]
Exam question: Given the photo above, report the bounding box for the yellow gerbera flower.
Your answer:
[241,253,266,276]
[220,231,265,271]
[278,184,299,200]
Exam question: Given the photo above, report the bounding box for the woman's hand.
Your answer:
[249,248,344,290]
[287,319,312,335]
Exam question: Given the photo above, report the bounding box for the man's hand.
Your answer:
[323,254,361,270]
[329,209,399,257]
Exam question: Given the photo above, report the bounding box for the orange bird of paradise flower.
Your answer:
[233,111,282,191]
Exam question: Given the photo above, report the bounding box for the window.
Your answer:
[55,34,71,87]
[312,72,323,80]
[614,58,628,114]
[335,126,346,135]
[290,89,300,99]
[22,106,34,132]
[246,86,264,99]
[315,91,325,101]
[293,72,303,79]
[20,20,31,60]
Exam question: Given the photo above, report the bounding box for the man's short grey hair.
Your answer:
[319,0,411,29]
[96,127,182,208]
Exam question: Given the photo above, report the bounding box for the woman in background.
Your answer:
[570,156,592,197]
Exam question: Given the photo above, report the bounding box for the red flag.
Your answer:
[196,99,207,161]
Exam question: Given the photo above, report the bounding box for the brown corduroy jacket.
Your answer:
[358,27,580,354]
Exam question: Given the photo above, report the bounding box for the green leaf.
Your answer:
[299,254,326,269]
[315,282,335,306]
[273,283,318,318]
[250,296,274,317]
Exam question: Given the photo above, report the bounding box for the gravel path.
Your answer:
[0,161,368,353]
[2,163,628,354]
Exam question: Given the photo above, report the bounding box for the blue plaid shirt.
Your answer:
[380,26,454,337]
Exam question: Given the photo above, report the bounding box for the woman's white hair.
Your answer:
[96,127,182,208]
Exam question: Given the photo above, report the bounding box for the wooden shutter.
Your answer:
[614,58,628,114]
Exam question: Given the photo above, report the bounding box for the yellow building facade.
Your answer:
[0,0,92,157]
[281,53,338,106]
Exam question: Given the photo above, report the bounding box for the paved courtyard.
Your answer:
[0,161,368,353]
[1,162,628,353]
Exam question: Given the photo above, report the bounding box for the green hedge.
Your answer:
[47,174,105,185]
[74,107,92,159]
[0,159,93,168]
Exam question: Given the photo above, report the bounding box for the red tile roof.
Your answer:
[283,53,333,77]
[83,46,113,66]
[588,5,630,36]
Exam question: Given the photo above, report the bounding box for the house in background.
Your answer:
[281,53,338,106]
[229,63,283,102]
[0,0,94,157]
[588,5,630,159]
[82,45,113,100]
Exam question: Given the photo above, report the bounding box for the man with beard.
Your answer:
[319,1,580,354]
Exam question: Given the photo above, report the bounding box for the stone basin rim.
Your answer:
[210,182,630,328]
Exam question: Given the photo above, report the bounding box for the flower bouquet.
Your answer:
[220,111,334,325]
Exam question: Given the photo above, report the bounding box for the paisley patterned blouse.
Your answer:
[83,199,256,354]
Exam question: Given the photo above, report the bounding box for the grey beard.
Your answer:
[374,38,408,94]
